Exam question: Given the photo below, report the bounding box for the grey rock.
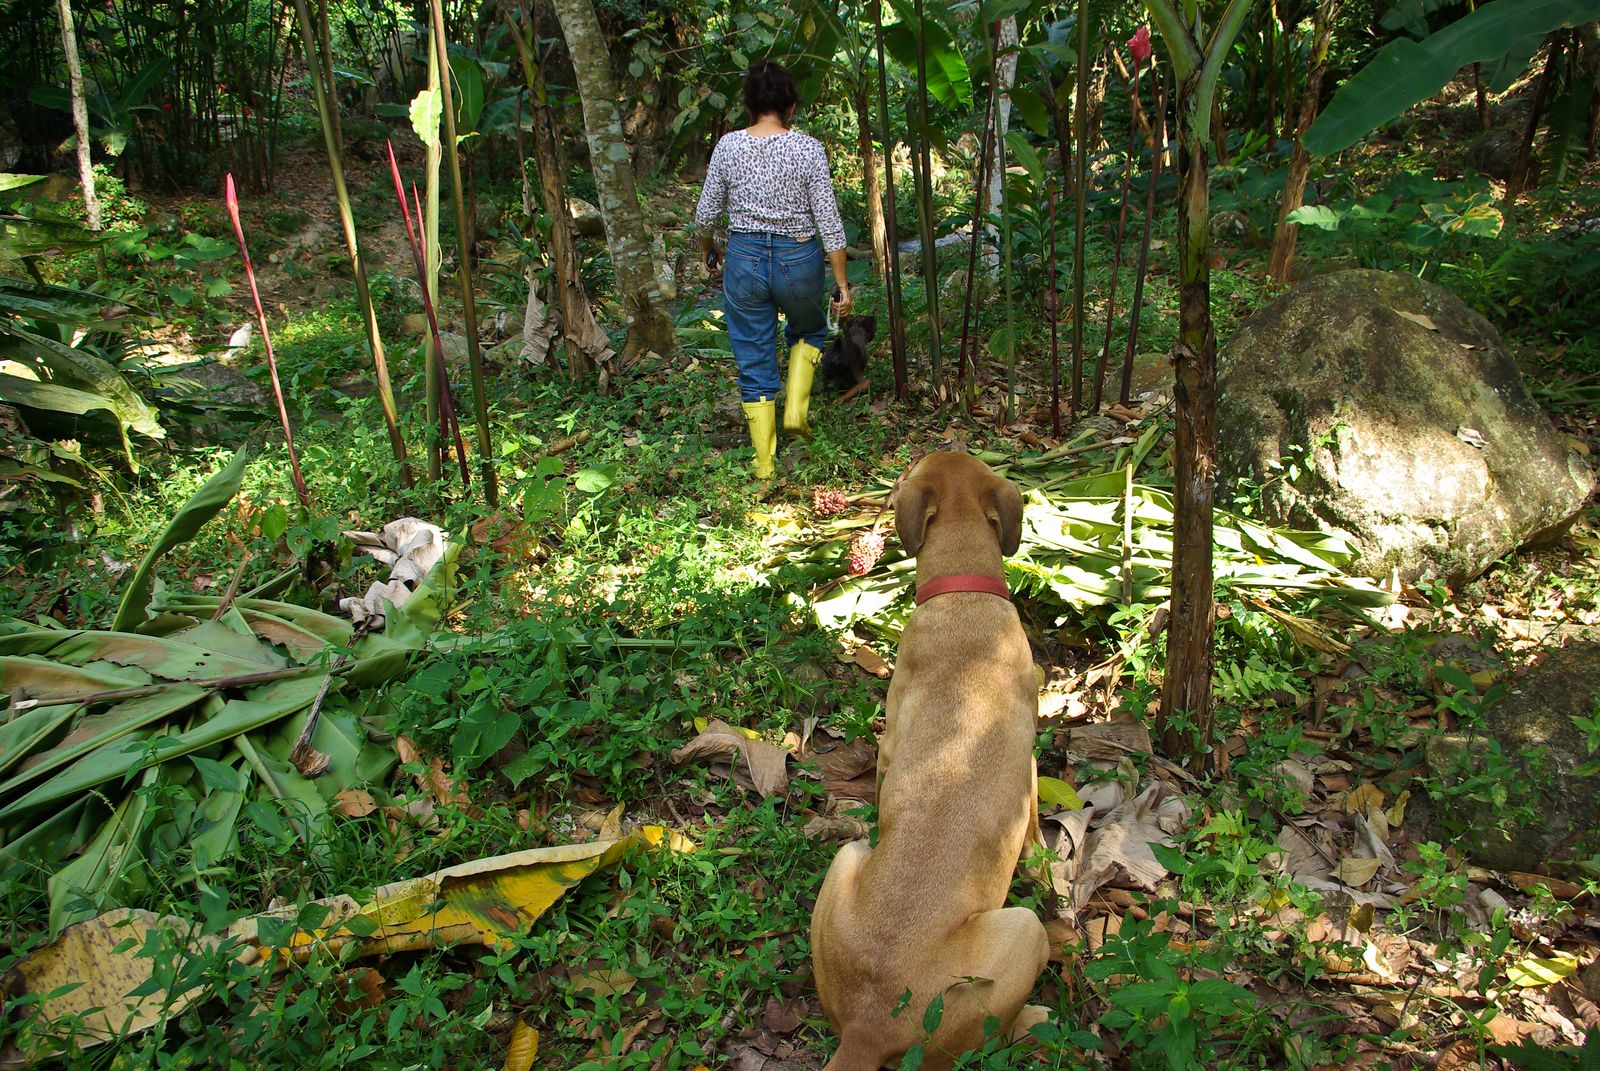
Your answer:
[1218,270,1594,585]
[167,360,266,408]
[567,196,605,238]
[1423,639,1600,872]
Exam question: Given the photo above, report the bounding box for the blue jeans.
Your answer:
[723,231,828,402]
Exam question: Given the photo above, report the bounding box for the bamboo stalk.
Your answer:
[287,0,411,487]
[956,23,1000,409]
[911,0,943,401]
[427,0,498,505]
[224,174,310,511]
[1049,178,1061,436]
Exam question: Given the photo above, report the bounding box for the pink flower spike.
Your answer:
[1128,25,1152,68]
[224,173,238,213]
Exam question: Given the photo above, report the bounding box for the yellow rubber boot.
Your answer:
[782,341,823,436]
[741,397,777,481]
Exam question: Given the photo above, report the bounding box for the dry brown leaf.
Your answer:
[570,968,637,998]
[1342,783,1385,817]
[669,719,790,798]
[1395,309,1439,331]
[1332,857,1382,888]
[1045,917,1082,962]
[760,996,804,1035]
[851,646,891,678]
[332,789,377,818]
[1056,721,1153,759]
[1485,1013,1541,1046]
[815,737,877,781]
[333,967,386,1013]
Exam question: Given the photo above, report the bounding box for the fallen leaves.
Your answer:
[670,719,790,798]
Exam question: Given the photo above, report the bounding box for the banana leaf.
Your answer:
[112,448,249,632]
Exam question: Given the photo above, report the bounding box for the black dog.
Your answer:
[819,314,877,394]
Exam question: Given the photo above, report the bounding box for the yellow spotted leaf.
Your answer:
[1332,856,1381,888]
[1342,783,1385,817]
[1505,952,1580,989]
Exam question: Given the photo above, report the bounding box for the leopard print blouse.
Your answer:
[693,129,848,252]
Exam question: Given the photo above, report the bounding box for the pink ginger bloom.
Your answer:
[1128,26,1153,68]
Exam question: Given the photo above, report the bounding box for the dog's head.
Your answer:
[892,450,1024,559]
[844,314,877,343]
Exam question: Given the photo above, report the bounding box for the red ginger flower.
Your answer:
[847,530,885,576]
[1127,26,1152,68]
[812,488,848,518]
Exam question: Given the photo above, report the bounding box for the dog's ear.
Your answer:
[893,478,935,557]
[990,477,1025,557]
[861,315,878,339]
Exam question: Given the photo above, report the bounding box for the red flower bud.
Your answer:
[1127,26,1152,68]
[242,106,253,117]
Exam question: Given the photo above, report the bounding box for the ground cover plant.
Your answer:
[2,0,1599,1069]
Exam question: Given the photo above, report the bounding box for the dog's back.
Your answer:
[811,452,1048,1071]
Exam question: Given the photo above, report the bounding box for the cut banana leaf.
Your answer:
[0,655,147,700]
[48,766,162,933]
[0,685,208,797]
[112,448,249,633]
[0,677,325,820]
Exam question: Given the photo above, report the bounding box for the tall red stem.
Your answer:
[386,141,471,489]
[224,173,310,511]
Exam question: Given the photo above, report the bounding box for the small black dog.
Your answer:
[818,314,877,394]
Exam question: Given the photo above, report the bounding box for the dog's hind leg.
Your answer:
[916,906,1050,1071]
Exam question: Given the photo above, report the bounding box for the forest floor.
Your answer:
[3,106,1600,1070]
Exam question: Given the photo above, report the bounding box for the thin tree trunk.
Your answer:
[1509,36,1562,204]
[911,0,943,398]
[1121,70,1164,405]
[1266,0,1337,286]
[1069,0,1091,418]
[56,0,100,232]
[505,3,614,382]
[549,0,677,359]
[872,0,909,400]
[854,77,888,279]
[983,16,1018,276]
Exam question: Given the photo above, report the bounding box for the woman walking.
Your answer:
[694,60,852,480]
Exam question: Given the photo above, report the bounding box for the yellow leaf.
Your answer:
[1506,952,1580,988]
[503,1020,539,1071]
[4,909,228,1055]
[1342,783,1385,817]
[1037,776,1085,810]
[1395,310,1439,331]
[1385,789,1410,827]
[1332,856,1381,887]
[1469,669,1495,690]
[599,802,625,841]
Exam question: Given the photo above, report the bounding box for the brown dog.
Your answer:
[810,451,1049,1071]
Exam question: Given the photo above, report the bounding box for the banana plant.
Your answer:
[1305,0,1600,157]
[1141,0,1254,771]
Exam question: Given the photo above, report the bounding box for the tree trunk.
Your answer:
[1266,0,1337,286]
[549,0,677,359]
[56,0,99,232]
[983,16,1019,276]
[853,77,888,279]
[1508,35,1562,204]
[505,4,614,382]
[1161,113,1219,770]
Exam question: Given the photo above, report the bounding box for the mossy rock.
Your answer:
[1422,639,1600,873]
[1218,269,1594,584]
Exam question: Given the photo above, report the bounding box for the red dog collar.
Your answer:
[913,574,1011,605]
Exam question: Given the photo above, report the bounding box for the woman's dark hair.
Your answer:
[743,61,799,121]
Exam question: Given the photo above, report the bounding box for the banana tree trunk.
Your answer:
[1266,0,1337,286]
[1143,0,1252,773]
[548,0,677,360]
[505,4,614,382]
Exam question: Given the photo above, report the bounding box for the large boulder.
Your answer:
[1218,270,1594,584]
[1422,639,1600,873]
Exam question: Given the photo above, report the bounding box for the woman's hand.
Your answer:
[700,233,723,274]
[831,283,853,318]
